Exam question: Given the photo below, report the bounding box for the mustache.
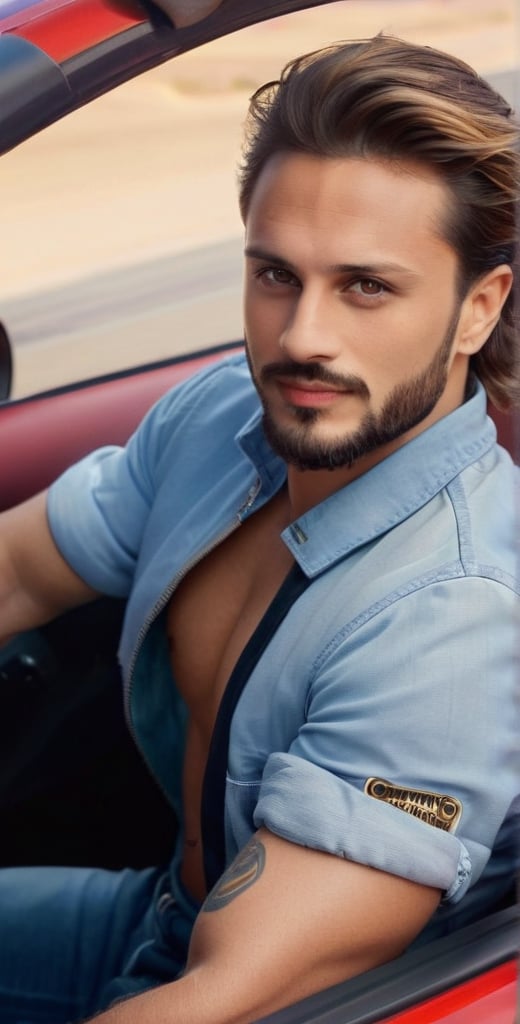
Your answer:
[260,361,369,397]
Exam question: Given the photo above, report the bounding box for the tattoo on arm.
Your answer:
[202,836,266,912]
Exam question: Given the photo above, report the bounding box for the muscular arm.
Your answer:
[0,491,99,645]
[92,827,440,1024]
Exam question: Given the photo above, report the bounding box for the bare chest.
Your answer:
[167,491,295,901]
[166,491,294,735]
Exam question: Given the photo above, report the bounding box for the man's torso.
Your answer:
[46,360,519,926]
[167,486,294,901]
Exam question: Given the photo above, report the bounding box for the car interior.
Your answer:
[0,341,517,1023]
[0,0,517,1018]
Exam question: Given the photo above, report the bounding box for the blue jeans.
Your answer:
[0,864,196,1023]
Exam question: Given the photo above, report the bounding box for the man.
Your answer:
[0,34,518,1024]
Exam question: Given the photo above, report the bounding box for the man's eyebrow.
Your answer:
[330,261,421,280]
[244,246,297,271]
[245,247,420,280]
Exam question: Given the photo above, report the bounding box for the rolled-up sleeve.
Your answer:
[46,373,192,595]
[254,754,474,901]
[253,575,518,903]
[45,359,236,596]
[47,442,151,596]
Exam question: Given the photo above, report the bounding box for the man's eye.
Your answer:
[257,267,298,287]
[350,278,387,297]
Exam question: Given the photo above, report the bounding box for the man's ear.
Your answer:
[456,265,513,356]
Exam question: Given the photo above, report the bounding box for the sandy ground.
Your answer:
[0,0,517,395]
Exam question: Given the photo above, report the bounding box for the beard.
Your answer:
[246,310,460,472]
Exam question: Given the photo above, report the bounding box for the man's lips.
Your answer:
[259,362,370,405]
[277,378,349,407]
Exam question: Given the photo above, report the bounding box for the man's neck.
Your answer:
[285,387,468,520]
[286,450,390,519]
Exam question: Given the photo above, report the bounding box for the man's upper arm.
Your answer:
[0,372,206,642]
[0,490,99,643]
[249,576,518,906]
[188,828,440,1014]
[90,828,440,1024]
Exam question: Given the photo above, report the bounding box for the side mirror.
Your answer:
[0,321,12,401]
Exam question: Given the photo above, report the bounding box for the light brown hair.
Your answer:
[238,36,520,409]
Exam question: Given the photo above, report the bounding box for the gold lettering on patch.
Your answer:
[364,778,462,832]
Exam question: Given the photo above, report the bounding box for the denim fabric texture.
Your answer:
[44,356,518,956]
[0,865,162,1022]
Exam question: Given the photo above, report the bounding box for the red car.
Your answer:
[0,2,517,1021]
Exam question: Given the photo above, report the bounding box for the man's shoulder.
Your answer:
[164,351,255,412]
[139,350,260,449]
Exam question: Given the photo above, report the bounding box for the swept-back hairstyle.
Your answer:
[238,36,520,409]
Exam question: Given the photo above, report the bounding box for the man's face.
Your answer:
[243,152,468,473]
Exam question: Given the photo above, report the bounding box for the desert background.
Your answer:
[0,0,518,397]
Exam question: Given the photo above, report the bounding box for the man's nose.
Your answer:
[279,288,343,363]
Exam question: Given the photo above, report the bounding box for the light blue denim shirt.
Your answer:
[48,354,519,923]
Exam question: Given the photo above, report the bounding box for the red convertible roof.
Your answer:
[0,0,146,62]
[0,0,333,155]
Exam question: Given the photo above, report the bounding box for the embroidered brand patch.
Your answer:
[364,777,462,832]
